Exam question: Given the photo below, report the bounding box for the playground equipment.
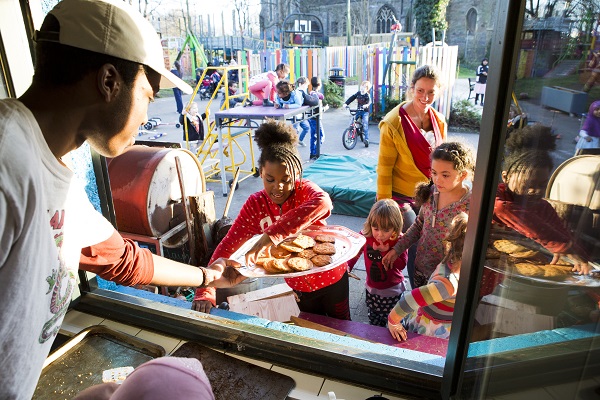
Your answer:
[174,31,209,72]
[182,64,256,185]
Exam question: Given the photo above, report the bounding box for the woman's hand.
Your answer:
[382,249,398,270]
[245,234,274,265]
[387,321,408,342]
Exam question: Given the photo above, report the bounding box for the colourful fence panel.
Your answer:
[237,43,457,116]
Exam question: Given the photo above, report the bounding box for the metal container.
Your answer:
[108,145,205,247]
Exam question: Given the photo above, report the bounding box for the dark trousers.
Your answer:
[173,88,183,113]
[294,271,350,320]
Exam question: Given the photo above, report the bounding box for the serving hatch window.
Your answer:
[13,0,599,398]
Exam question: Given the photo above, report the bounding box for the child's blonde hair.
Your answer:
[362,199,403,238]
[360,80,372,90]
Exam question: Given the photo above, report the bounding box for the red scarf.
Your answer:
[399,106,443,178]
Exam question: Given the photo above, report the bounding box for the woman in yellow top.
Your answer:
[377,65,447,287]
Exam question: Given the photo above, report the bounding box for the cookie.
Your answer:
[292,234,316,249]
[510,250,539,259]
[270,245,292,259]
[315,234,336,243]
[514,262,544,277]
[313,242,336,255]
[296,249,317,259]
[263,258,293,274]
[279,241,304,253]
[255,257,271,267]
[493,239,529,254]
[311,254,332,267]
[287,257,314,271]
[542,265,573,278]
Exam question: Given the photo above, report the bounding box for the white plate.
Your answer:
[230,225,365,278]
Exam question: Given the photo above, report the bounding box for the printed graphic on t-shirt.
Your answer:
[39,209,75,344]
[367,246,387,282]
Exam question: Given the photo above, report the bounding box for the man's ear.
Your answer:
[97,63,121,102]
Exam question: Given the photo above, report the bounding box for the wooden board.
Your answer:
[228,293,300,322]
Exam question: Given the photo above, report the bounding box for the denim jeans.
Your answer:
[295,120,310,142]
[355,110,369,140]
[308,119,324,156]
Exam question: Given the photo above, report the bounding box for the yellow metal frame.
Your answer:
[182,65,257,183]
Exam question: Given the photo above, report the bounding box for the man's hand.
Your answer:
[205,258,247,287]
[191,300,213,313]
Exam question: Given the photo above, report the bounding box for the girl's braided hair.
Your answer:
[415,142,476,206]
[254,119,303,184]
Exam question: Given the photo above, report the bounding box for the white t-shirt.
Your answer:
[0,99,114,399]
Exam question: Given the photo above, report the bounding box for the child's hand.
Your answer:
[274,103,280,109]
[245,234,274,265]
[552,253,591,275]
[382,249,398,270]
[323,104,330,112]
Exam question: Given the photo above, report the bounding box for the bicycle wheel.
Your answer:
[342,127,357,150]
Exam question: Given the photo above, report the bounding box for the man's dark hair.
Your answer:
[33,14,143,87]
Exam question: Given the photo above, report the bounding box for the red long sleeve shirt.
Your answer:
[493,183,584,255]
[194,179,343,304]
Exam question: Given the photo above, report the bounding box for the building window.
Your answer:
[467,8,477,35]
[376,5,397,34]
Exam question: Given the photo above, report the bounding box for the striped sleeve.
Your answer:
[388,265,456,323]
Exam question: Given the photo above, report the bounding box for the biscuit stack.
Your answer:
[256,234,337,274]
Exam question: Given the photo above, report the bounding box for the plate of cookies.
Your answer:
[230,225,366,278]
[484,238,600,287]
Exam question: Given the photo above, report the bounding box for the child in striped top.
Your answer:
[387,212,468,341]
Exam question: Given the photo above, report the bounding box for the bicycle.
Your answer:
[342,109,366,150]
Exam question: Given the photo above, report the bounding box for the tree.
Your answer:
[352,0,371,45]
[414,0,450,43]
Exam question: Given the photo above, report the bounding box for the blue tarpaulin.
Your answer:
[303,154,377,217]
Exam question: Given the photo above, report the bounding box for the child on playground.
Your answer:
[247,63,290,106]
[309,76,328,160]
[347,199,408,326]
[220,80,244,109]
[382,142,475,289]
[192,120,352,320]
[387,212,468,341]
[179,102,207,149]
[343,80,372,147]
[274,80,303,109]
[294,76,311,146]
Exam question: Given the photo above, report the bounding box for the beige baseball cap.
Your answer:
[35,0,192,94]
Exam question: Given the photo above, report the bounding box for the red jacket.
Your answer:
[195,179,341,304]
[493,183,584,255]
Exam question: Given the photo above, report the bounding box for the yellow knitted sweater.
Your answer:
[377,102,447,199]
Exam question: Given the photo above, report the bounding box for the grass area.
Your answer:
[157,88,174,99]
[457,66,476,79]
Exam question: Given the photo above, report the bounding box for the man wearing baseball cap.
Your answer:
[0,0,245,397]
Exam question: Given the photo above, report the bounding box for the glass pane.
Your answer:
[461,0,600,396]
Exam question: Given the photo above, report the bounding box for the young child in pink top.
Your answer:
[247,63,290,107]
[348,199,408,326]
